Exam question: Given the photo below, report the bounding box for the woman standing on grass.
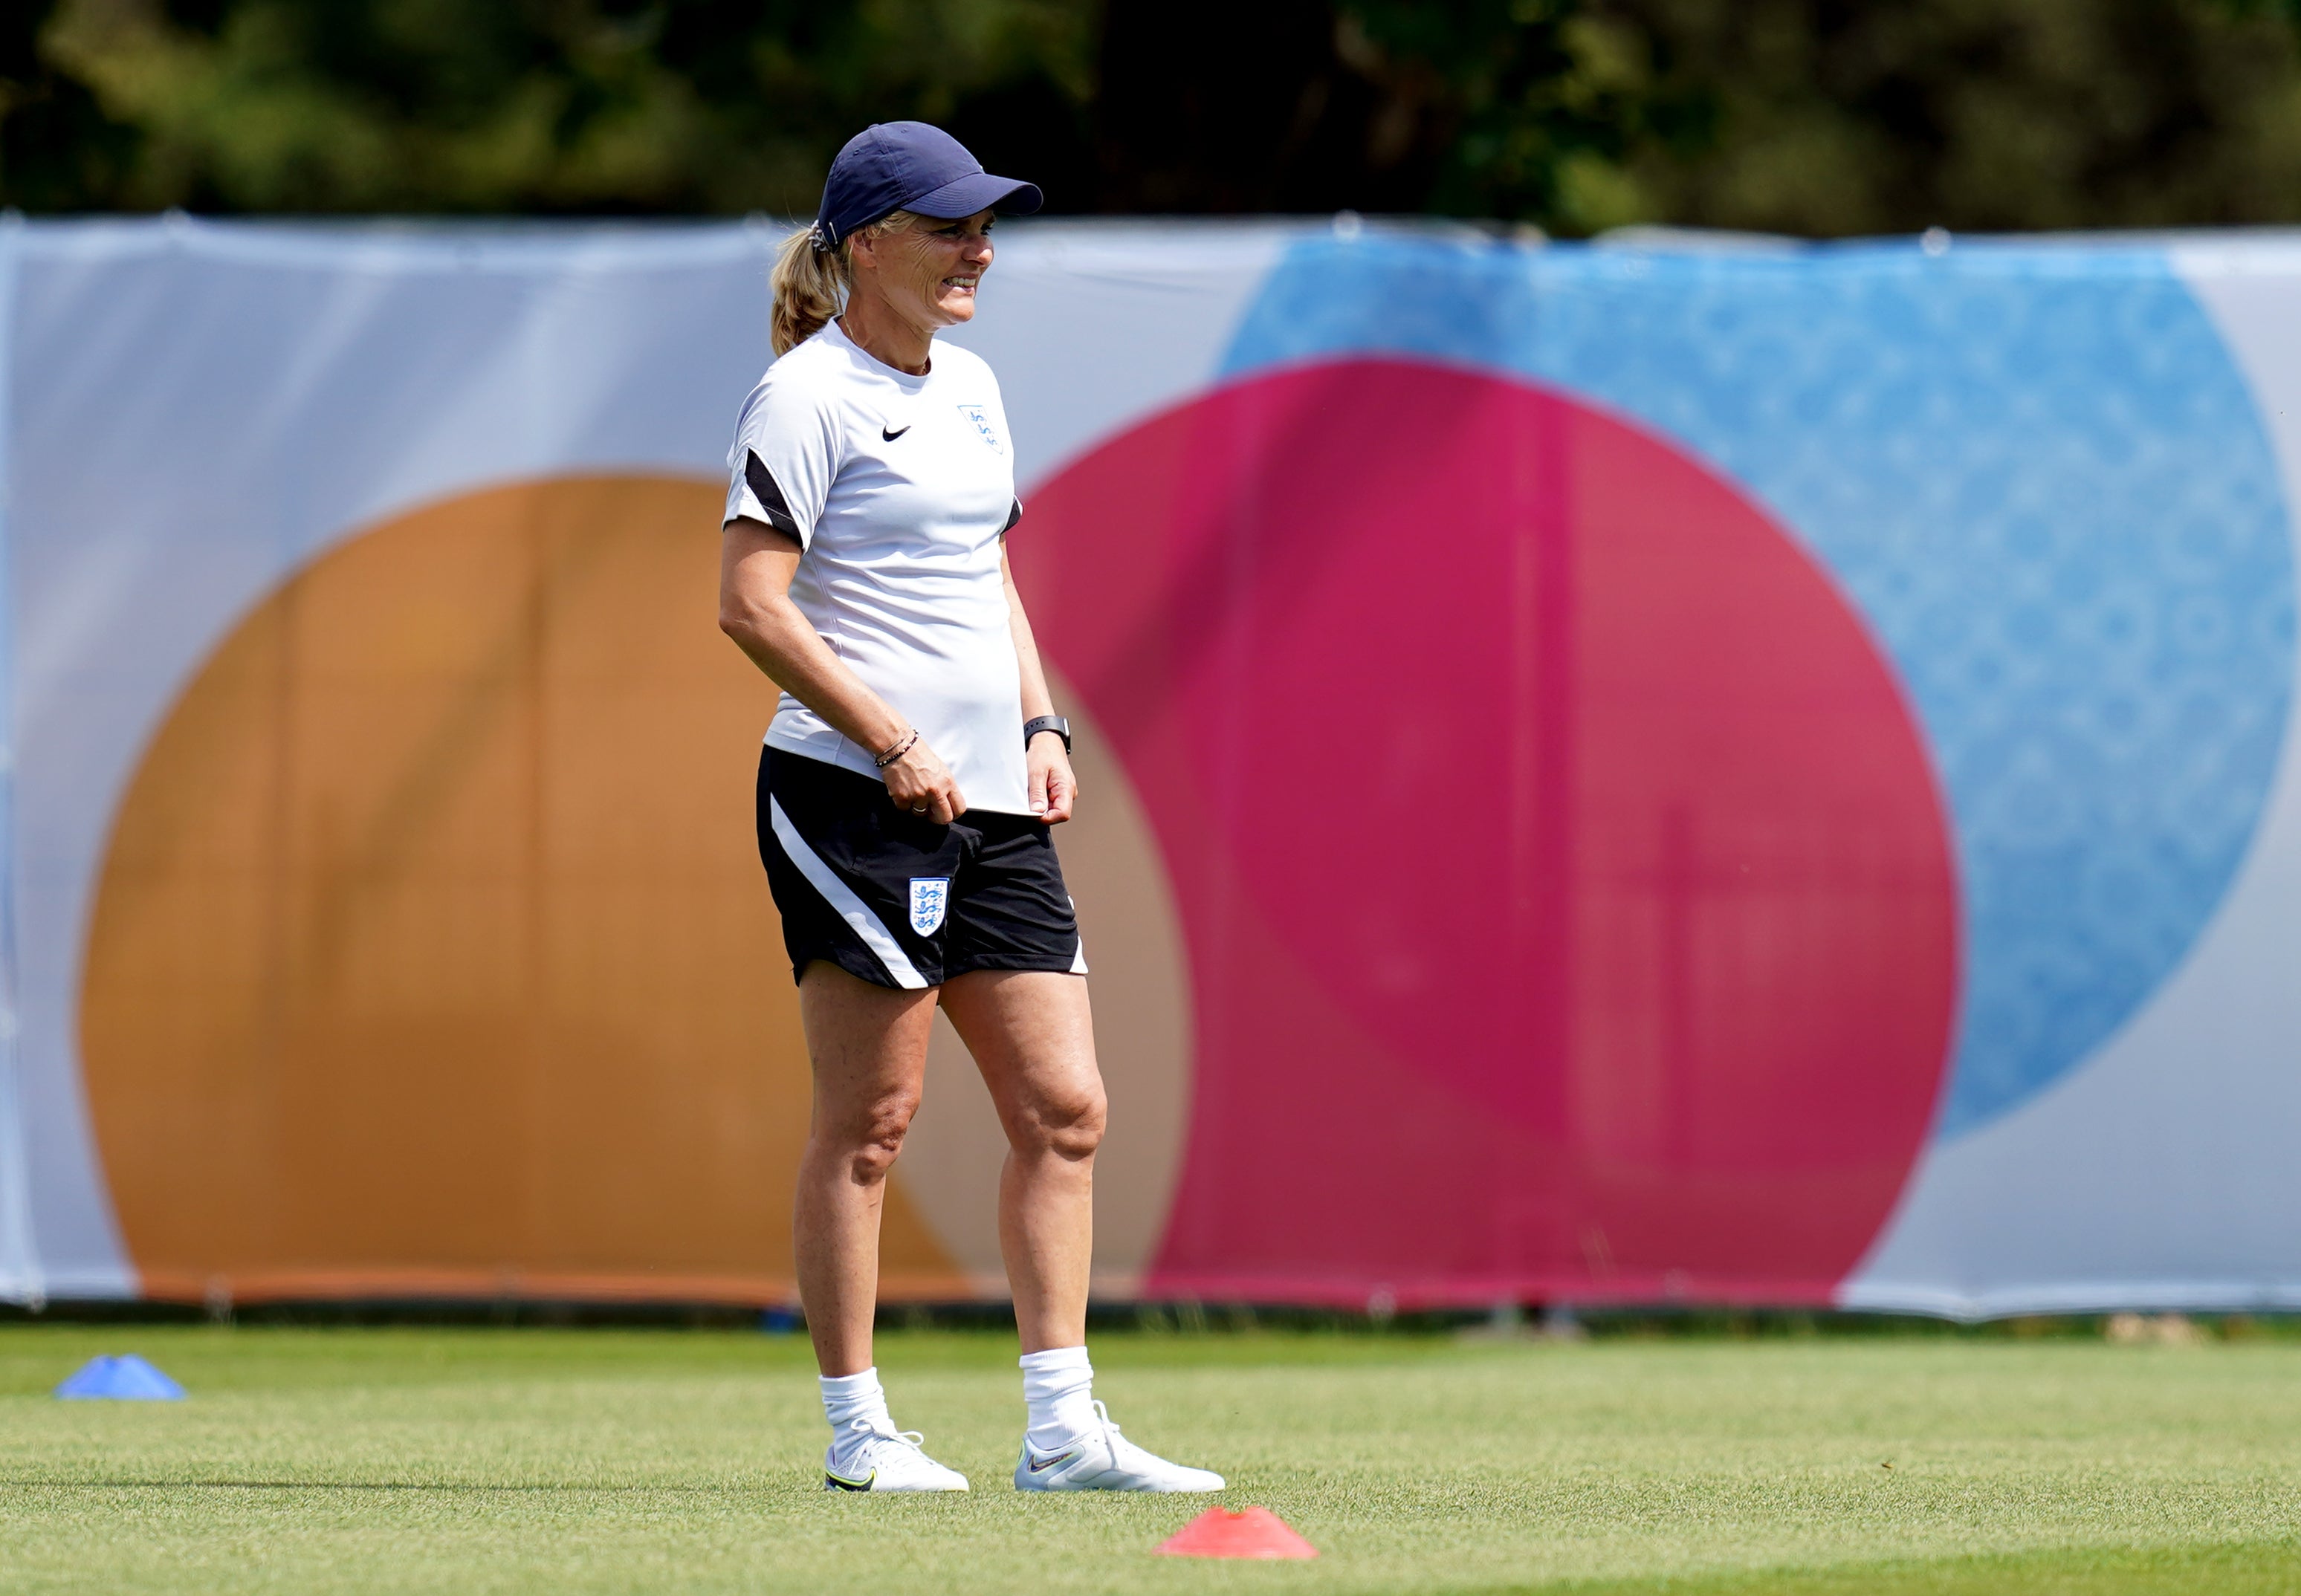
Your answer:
[717,122,1223,1496]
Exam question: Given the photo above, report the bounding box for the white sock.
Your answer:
[1020,1345,1097,1449]
[820,1367,895,1451]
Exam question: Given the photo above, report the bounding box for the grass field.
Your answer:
[2,1323,2299,1594]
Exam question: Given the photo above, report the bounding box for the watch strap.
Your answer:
[1023,715,1072,753]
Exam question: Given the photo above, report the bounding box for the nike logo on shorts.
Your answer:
[881,425,910,441]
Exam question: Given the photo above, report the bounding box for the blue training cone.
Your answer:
[54,1354,186,1401]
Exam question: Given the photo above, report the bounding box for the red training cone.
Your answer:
[1153,1505,1318,1560]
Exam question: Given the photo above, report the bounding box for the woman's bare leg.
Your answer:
[938,970,1106,1353]
[793,961,940,1376]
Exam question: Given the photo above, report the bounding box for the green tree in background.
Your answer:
[1087,0,1708,227]
[4,0,1095,213]
[1602,0,2301,234]
[7,0,2301,233]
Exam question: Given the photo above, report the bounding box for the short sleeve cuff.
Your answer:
[740,450,807,544]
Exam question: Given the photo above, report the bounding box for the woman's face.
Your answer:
[852,210,997,331]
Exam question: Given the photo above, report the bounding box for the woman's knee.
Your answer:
[827,1093,921,1183]
[1013,1080,1107,1164]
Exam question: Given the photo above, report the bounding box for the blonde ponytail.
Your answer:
[769,211,922,357]
[769,227,843,356]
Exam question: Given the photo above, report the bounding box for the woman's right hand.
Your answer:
[881,734,965,824]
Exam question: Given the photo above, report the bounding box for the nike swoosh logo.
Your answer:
[824,1465,876,1490]
[1023,1448,1078,1474]
[881,426,910,441]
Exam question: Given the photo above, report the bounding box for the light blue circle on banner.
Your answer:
[1222,234,2295,1139]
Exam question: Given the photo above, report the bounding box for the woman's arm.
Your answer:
[1002,539,1078,823]
[719,516,966,822]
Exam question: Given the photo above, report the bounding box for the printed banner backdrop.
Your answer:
[2,215,2298,1319]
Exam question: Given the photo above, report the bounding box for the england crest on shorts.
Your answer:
[907,878,951,937]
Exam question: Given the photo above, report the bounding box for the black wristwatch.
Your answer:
[1023,715,1072,753]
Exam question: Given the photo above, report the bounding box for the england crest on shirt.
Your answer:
[957,404,1003,451]
[908,878,951,936]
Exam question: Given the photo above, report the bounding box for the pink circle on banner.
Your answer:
[1012,360,1958,1305]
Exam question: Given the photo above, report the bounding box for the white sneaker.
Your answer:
[1012,1401,1225,1493]
[823,1419,971,1492]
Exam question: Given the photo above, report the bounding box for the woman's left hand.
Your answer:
[1028,733,1077,823]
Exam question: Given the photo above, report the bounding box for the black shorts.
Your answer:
[756,748,1087,990]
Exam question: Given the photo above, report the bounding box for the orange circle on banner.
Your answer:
[77,475,1193,1304]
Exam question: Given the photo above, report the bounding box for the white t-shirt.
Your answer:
[725,318,1030,814]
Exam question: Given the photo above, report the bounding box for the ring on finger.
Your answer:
[910,802,928,814]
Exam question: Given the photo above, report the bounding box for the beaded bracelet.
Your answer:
[873,728,920,769]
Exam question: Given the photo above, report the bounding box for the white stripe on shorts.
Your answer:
[768,797,929,990]
[1069,898,1089,974]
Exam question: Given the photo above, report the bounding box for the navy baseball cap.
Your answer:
[815,122,1043,249]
